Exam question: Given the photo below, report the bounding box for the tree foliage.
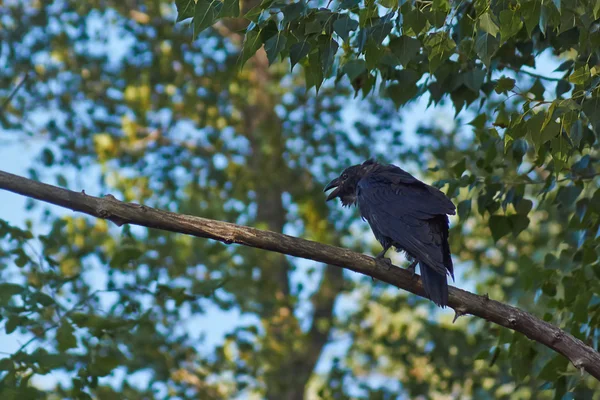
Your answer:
[0,0,599,398]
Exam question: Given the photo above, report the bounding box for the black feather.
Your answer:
[325,160,455,307]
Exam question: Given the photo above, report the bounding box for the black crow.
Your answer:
[324,159,456,307]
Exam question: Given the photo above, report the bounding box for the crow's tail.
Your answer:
[420,263,449,307]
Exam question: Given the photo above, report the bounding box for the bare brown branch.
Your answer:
[1,169,599,381]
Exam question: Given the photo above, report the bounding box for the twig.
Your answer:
[0,169,600,380]
[502,64,563,82]
[0,73,30,112]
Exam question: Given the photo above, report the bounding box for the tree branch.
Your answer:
[1,169,599,380]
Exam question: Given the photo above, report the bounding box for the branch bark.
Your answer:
[1,169,600,381]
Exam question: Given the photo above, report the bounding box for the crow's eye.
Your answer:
[342,173,348,179]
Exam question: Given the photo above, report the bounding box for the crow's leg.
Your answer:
[406,259,418,278]
[374,244,393,270]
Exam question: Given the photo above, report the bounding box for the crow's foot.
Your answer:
[375,256,393,270]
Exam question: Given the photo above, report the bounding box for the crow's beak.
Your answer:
[324,177,341,201]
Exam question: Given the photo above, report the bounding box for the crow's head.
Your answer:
[324,159,377,206]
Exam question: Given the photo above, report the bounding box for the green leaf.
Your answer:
[0,358,13,372]
[463,68,485,92]
[475,32,499,67]
[89,355,121,377]
[582,95,600,134]
[495,76,515,94]
[538,355,568,381]
[56,321,77,352]
[386,69,419,107]
[5,316,21,334]
[364,39,385,69]
[176,0,196,22]
[515,199,533,215]
[489,215,511,242]
[283,1,306,25]
[290,41,312,70]
[31,292,55,306]
[342,60,366,81]
[521,1,541,34]
[404,8,427,35]
[479,12,499,37]
[532,120,560,149]
[305,19,322,35]
[219,0,240,18]
[568,65,590,85]
[340,0,360,9]
[452,157,466,177]
[499,9,523,42]
[194,0,223,37]
[509,214,529,236]
[555,185,582,207]
[457,199,471,220]
[319,38,338,75]
[333,15,359,42]
[389,36,421,66]
[41,148,54,166]
[493,104,509,128]
[305,51,324,92]
[239,29,263,68]
[368,19,393,45]
[111,246,143,269]
[387,82,418,108]
[556,79,571,98]
[0,283,24,299]
[264,34,286,65]
[424,31,455,73]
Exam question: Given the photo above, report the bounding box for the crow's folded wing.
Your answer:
[356,174,452,276]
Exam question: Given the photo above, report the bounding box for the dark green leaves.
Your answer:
[389,36,421,66]
[489,215,511,242]
[304,51,323,92]
[0,283,24,303]
[110,246,143,269]
[176,0,196,22]
[495,77,516,94]
[499,9,523,42]
[342,59,366,81]
[56,321,77,352]
[555,185,582,207]
[194,0,222,36]
[319,37,339,75]
[475,32,499,67]
[479,12,499,37]
[290,41,312,70]
[424,32,455,73]
[521,1,541,34]
[239,29,263,67]
[568,65,590,85]
[333,15,359,42]
[220,0,240,18]
[265,34,287,65]
[283,1,307,24]
[387,69,420,107]
[489,214,530,242]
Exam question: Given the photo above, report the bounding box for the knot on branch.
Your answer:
[453,306,468,323]
[552,330,564,345]
[98,194,126,226]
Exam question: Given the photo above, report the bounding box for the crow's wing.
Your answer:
[374,165,456,216]
[356,173,453,276]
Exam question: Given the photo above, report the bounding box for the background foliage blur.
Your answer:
[0,0,599,398]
